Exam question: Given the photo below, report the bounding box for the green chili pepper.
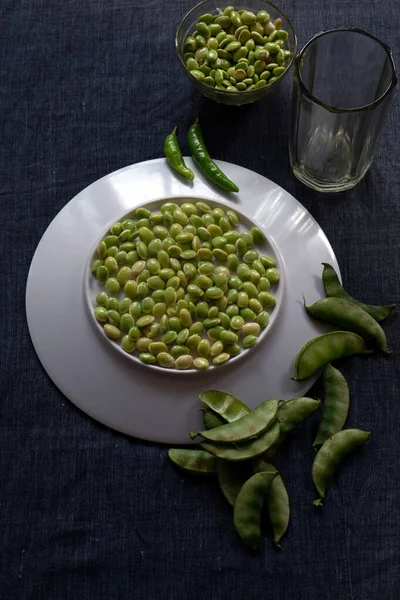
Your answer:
[188,121,239,193]
[164,126,194,181]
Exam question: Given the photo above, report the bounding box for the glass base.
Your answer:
[291,162,372,193]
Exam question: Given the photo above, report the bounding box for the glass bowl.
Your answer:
[175,0,297,106]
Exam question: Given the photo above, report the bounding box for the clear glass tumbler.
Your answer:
[289,29,397,192]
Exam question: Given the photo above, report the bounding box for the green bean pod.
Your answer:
[293,331,371,381]
[199,389,250,422]
[164,126,194,181]
[203,407,226,429]
[188,121,239,192]
[190,399,278,443]
[312,429,371,505]
[201,422,280,462]
[252,461,290,549]
[233,470,277,549]
[168,448,217,474]
[217,460,252,506]
[267,473,289,549]
[304,296,390,354]
[322,263,395,323]
[278,397,321,437]
[259,397,321,461]
[313,365,349,448]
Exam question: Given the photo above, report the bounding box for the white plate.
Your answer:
[26,158,339,444]
[85,198,285,374]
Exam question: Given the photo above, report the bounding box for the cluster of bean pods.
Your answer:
[169,390,321,550]
[293,263,395,382]
[293,262,396,504]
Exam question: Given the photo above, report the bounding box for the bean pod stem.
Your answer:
[188,121,239,192]
[164,126,194,181]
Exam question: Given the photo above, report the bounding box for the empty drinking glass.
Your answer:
[289,29,397,192]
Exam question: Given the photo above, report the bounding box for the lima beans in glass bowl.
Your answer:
[86,198,284,374]
[175,0,297,106]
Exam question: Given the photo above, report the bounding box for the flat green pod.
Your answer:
[233,470,277,550]
[293,332,370,381]
[190,399,278,443]
[201,422,280,462]
[199,390,250,422]
[312,429,371,505]
[168,449,217,474]
[313,365,349,448]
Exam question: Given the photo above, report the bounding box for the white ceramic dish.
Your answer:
[26,158,339,444]
[85,198,285,374]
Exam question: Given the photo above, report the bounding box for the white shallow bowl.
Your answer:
[85,197,285,375]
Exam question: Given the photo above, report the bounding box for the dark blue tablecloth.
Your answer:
[1,1,399,598]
